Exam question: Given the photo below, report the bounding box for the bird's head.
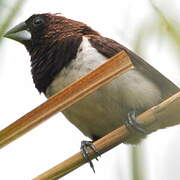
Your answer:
[4,13,99,51]
[4,13,100,93]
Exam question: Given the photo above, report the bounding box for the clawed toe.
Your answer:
[125,110,150,134]
[80,140,101,172]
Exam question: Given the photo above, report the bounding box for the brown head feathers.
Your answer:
[24,13,99,93]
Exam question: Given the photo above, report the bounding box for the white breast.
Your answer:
[46,37,162,139]
[46,37,106,96]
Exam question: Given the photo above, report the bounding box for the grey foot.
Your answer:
[80,140,101,173]
[125,111,150,134]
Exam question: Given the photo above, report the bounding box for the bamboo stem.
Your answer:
[0,51,133,148]
[33,91,180,180]
[33,126,129,180]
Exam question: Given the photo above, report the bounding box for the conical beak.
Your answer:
[4,22,31,44]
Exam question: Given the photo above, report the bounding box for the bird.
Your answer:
[4,13,179,171]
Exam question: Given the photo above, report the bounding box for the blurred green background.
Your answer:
[1,0,180,180]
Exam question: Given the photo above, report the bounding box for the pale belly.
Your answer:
[46,37,162,140]
[62,84,127,139]
[46,69,162,140]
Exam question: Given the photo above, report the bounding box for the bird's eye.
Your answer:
[33,17,44,27]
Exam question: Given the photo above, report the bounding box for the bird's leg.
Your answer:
[125,110,150,134]
[80,140,101,173]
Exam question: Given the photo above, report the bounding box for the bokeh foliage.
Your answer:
[130,1,180,180]
[0,0,25,42]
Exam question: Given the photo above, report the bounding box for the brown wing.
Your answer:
[87,35,179,100]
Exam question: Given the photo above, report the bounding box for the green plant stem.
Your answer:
[0,0,25,41]
[130,145,146,180]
